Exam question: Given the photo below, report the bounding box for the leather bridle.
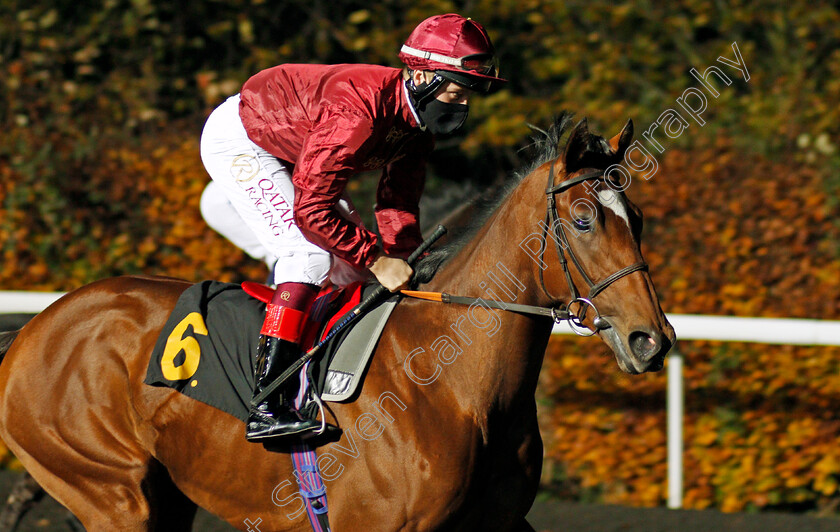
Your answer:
[539,162,648,336]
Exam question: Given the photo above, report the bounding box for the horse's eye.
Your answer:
[574,218,593,232]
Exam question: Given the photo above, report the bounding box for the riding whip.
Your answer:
[250,224,447,407]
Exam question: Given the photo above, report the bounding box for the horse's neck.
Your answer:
[427,165,556,417]
[431,176,548,303]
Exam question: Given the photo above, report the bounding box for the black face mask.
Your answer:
[406,74,469,136]
[417,99,469,136]
[417,98,470,135]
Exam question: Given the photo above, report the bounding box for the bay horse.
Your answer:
[0,115,674,531]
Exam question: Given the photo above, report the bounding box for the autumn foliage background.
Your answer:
[2,0,840,515]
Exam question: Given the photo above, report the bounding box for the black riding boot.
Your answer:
[245,334,320,441]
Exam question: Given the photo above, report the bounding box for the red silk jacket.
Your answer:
[239,63,434,269]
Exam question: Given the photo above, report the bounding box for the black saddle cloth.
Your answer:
[143,280,378,421]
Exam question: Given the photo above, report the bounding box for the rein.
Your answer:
[400,290,570,321]
[404,162,649,337]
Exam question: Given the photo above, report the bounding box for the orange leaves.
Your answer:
[0,0,838,509]
[0,439,21,470]
[544,397,667,507]
[541,338,840,513]
[0,125,266,291]
[633,142,840,320]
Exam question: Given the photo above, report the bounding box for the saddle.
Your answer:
[143,280,398,422]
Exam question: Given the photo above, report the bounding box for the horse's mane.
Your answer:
[0,330,19,362]
[414,111,583,285]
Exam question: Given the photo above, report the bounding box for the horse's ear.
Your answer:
[609,119,634,158]
[563,118,590,172]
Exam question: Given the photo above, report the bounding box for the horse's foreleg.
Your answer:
[475,406,544,531]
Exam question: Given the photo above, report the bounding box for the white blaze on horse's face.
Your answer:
[596,189,630,229]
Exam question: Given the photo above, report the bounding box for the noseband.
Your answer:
[539,162,648,336]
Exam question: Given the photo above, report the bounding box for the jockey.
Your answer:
[199,13,505,441]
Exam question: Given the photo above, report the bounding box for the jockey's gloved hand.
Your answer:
[369,253,413,292]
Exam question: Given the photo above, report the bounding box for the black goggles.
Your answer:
[400,45,500,78]
[457,53,499,77]
[435,70,493,94]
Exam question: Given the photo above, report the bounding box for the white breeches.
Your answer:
[199,94,366,287]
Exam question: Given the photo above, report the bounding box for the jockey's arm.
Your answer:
[291,114,383,270]
[369,142,432,291]
[292,111,431,291]
[374,136,431,258]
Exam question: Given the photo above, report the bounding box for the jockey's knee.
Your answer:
[329,257,368,287]
[200,181,275,268]
[272,250,331,287]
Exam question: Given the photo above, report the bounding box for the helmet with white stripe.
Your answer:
[399,14,506,94]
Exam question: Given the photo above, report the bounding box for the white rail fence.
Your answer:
[557,315,840,509]
[1,291,66,313]
[3,290,840,510]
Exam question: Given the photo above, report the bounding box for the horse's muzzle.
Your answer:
[628,327,672,371]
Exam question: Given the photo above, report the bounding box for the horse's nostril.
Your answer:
[629,330,658,361]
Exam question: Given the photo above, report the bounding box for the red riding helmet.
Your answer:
[399,14,506,94]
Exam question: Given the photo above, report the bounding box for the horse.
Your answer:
[0,115,674,531]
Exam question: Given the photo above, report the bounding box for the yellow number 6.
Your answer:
[161,312,207,381]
